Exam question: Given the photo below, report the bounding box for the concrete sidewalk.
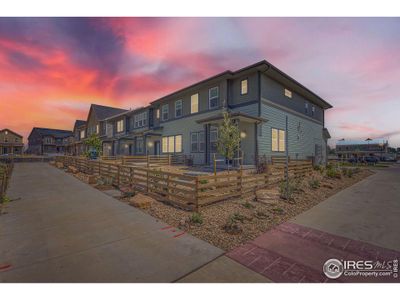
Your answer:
[0,163,226,282]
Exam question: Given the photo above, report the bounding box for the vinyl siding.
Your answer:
[258,102,325,162]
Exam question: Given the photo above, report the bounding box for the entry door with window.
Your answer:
[154,141,161,155]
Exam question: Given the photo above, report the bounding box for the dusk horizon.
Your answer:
[0,17,399,147]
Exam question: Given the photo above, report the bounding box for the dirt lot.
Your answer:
[139,168,373,251]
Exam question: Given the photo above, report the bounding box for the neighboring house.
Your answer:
[102,60,332,165]
[336,139,389,159]
[0,129,24,155]
[71,120,86,156]
[27,128,73,155]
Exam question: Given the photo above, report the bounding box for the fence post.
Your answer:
[238,169,243,197]
[195,177,199,212]
[117,165,120,187]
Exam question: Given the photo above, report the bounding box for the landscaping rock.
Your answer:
[68,166,78,174]
[129,193,154,209]
[55,162,64,169]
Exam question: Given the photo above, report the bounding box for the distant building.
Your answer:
[27,128,73,155]
[336,139,389,159]
[0,129,24,155]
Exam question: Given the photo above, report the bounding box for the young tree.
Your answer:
[217,112,241,171]
[84,133,102,159]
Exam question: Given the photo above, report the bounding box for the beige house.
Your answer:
[0,128,24,155]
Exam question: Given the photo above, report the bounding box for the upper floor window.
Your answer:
[305,102,309,114]
[156,108,160,119]
[117,119,124,133]
[175,100,183,118]
[162,104,169,121]
[134,111,147,128]
[80,130,85,139]
[209,86,219,109]
[311,106,315,116]
[191,93,199,114]
[272,128,286,152]
[240,79,248,95]
[284,88,292,98]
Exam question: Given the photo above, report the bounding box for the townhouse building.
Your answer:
[99,60,332,165]
[27,128,73,155]
[0,129,24,155]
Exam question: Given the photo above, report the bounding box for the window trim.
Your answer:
[284,88,292,98]
[190,93,199,114]
[271,128,286,152]
[161,104,169,121]
[304,102,309,114]
[208,86,219,109]
[240,78,248,95]
[175,99,183,118]
[162,134,183,153]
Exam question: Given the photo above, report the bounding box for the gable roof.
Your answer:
[73,120,86,131]
[0,128,23,138]
[90,104,128,121]
[150,60,333,110]
[29,127,73,139]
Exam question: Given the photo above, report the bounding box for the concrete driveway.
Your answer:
[0,163,224,283]
[227,164,400,282]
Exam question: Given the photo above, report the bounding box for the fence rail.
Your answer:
[55,156,313,211]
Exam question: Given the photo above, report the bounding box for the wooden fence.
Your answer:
[0,161,13,199]
[55,156,313,211]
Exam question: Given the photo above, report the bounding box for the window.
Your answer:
[210,128,218,152]
[96,124,99,134]
[135,138,144,154]
[209,86,219,109]
[191,133,198,152]
[134,111,147,128]
[175,100,183,118]
[162,135,182,153]
[311,106,315,116]
[272,128,286,152]
[162,104,169,121]
[191,93,199,114]
[284,88,292,98]
[240,79,248,95]
[117,119,124,132]
[191,131,205,153]
[156,108,160,119]
[175,135,182,153]
[305,102,309,114]
[80,130,85,139]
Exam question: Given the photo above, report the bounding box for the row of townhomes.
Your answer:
[29,60,333,165]
[27,128,74,155]
[0,129,24,155]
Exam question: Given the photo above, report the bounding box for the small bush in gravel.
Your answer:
[326,167,342,179]
[309,178,320,189]
[279,180,297,200]
[232,212,246,223]
[242,201,254,209]
[271,207,285,215]
[342,168,354,178]
[223,215,243,235]
[189,212,203,225]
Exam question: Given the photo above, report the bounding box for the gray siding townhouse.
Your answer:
[27,128,73,155]
[71,120,86,155]
[105,60,333,165]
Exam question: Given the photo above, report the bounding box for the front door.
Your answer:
[154,141,160,155]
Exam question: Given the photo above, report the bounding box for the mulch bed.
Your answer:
[140,168,373,251]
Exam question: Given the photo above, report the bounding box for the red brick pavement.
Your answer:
[227,222,399,283]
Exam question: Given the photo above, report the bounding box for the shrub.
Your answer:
[190,212,203,225]
[232,212,246,223]
[326,167,342,179]
[342,168,354,178]
[199,179,208,185]
[0,195,11,215]
[223,215,243,234]
[242,201,254,209]
[309,178,320,189]
[279,180,297,200]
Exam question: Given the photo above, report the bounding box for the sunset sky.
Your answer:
[0,17,399,147]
